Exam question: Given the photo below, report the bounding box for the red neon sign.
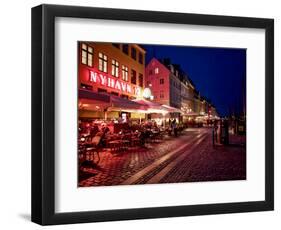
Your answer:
[89,70,141,96]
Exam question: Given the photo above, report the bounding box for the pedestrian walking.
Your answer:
[171,119,178,137]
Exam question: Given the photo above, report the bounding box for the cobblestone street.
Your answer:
[79,128,246,187]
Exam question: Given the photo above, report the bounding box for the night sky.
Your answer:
[142,44,246,117]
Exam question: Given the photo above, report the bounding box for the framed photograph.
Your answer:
[31,4,274,225]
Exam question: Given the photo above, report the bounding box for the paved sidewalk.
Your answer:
[79,128,246,187]
[158,134,246,183]
[79,129,202,186]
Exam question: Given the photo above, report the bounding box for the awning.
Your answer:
[79,89,110,110]
[79,90,182,114]
[79,89,148,112]
[108,95,148,111]
[132,99,163,109]
[161,104,184,114]
[79,89,110,103]
[132,99,167,114]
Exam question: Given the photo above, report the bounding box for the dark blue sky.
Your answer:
[142,44,246,117]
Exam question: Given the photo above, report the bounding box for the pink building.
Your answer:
[145,58,181,109]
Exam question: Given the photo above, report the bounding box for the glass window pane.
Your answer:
[88,47,93,53]
[88,59,92,67]
[82,43,87,50]
[99,60,103,70]
[99,52,102,58]
[82,57,87,64]
[82,50,87,57]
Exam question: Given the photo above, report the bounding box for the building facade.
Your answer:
[145,57,219,123]
[180,76,195,114]
[145,58,181,109]
[78,42,146,100]
[78,42,146,121]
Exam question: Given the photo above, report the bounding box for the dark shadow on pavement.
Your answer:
[228,143,246,148]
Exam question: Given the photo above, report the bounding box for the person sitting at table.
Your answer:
[153,120,160,131]
[90,123,99,137]
[101,123,110,134]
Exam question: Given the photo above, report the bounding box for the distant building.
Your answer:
[209,105,218,117]
[180,77,195,114]
[145,57,219,123]
[145,58,181,109]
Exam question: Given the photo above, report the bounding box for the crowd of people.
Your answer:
[78,118,185,149]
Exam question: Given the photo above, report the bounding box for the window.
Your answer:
[122,65,128,81]
[138,53,143,64]
[111,59,119,77]
[98,88,107,93]
[122,44,129,55]
[138,73,143,87]
[131,69,137,84]
[112,43,120,49]
[121,94,129,99]
[81,43,93,67]
[131,47,136,60]
[160,78,164,84]
[98,52,108,72]
[111,91,119,96]
[80,83,93,90]
[155,68,159,74]
[160,90,164,99]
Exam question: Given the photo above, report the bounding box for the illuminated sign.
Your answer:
[89,70,141,96]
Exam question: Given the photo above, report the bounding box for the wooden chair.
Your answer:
[80,135,102,168]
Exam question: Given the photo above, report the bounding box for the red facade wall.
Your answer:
[78,42,145,99]
[145,58,171,105]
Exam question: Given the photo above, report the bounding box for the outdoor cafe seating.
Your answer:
[78,116,183,169]
[78,132,102,168]
[105,130,144,152]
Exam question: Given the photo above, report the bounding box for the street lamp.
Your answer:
[143,87,153,100]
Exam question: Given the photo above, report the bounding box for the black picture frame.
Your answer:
[31,4,274,225]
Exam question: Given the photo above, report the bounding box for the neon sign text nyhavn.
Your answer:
[89,70,141,96]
